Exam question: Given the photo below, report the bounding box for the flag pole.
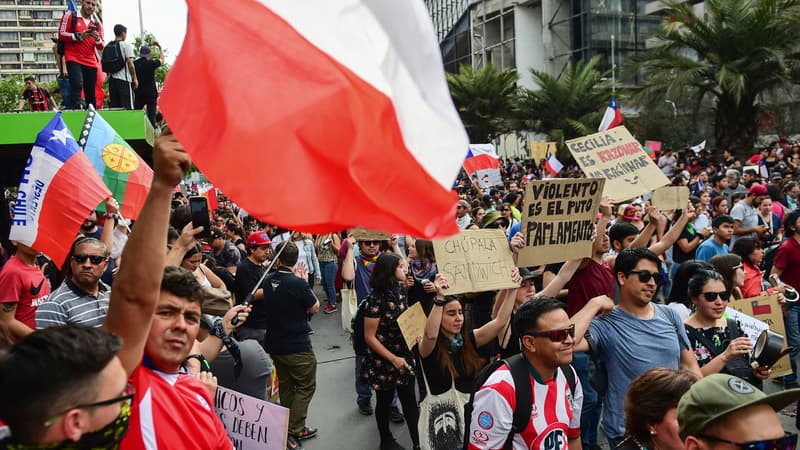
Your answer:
[611,33,615,94]
[137,0,145,41]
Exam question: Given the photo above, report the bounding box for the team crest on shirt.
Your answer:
[196,393,211,411]
[532,424,567,450]
[478,411,494,430]
[531,403,539,419]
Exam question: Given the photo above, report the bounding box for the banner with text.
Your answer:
[566,126,670,200]
[433,229,519,295]
[728,293,791,379]
[215,387,289,450]
[518,178,604,266]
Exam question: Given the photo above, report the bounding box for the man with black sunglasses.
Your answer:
[680,374,800,450]
[574,247,703,448]
[36,237,111,329]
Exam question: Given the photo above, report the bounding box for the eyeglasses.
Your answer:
[502,208,511,212]
[361,240,381,246]
[699,433,798,450]
[702,291,732,301]
[72,254,108,265]
[627,270,665,285]
[732,264,744,271]
[43,383,135,427]
[525,324,575,342]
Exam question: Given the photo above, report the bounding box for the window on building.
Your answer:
[0,31,17,40]
[0,10,16,19]
[0,53,19,61]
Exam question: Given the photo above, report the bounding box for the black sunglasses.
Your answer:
[700,433,797,450]
[525,324,575,342]
[43,383,135,427]
[627,270,665,285]
[702,291,731,301]
[361,240,381,246]
[72,254,107,265]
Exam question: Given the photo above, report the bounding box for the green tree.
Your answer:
[630,0,800,157]
[516,55,612,150]
[447,64,519,143]
[133,32,170,88]
[0,75,25,112]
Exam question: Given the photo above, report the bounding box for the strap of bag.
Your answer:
[505,354,532,448]
[559,364,577,398]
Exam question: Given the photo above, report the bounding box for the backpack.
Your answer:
[463,354,577,450]
[56,11,79,56]
[351,296,370,356]
[101,41,126,74]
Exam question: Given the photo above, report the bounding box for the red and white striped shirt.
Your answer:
[467,363,582,450]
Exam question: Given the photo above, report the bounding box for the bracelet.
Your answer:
[102,212,117,220]
[184,353,211,372]
[433,297,447,306]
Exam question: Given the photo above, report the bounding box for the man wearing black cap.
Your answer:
[134,41,164,126]
[679,374,800,450]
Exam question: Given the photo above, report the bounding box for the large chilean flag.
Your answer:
[10,113,111,267]
[159,0,469,239]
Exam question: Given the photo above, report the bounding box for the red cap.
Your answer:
[247,231,271,247]
[748,184,767,196]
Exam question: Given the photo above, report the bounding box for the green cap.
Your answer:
[481,210,503,228]
[677,374,800,440]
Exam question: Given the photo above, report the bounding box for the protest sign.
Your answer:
[398,302,426,350]
[518,178,604,266]
[566,126,670,200]
[651,186,689,211]
[349,228,391,242]
[530,141,556,162]
[727,294,790,378]
[215,387,289,450]
[433,229,519,295]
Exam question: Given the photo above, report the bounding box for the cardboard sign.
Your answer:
[651,186,690,211]
[518,178,605,266]
[530,141,557,162]
[215,387,289,450]
[727,294,791,378]
[349,228,391,242]
[398,302,427,350]
[566,126,670,200]
[433,229,519,295]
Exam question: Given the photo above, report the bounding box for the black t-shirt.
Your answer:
[235,258,266,327]
[134,57,161,95]
[420,331,478,395]
[672,226,697,264]
[262,270,316,355]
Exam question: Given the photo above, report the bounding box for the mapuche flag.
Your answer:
[79,106,153,219]
[158,0,469,239]
[10,113,111,267]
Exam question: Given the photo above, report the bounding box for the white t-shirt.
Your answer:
[111,40,135,81]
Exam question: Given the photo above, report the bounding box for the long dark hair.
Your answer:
[435,297,486,379]
[369,253,402,292]
[667,260,715,308]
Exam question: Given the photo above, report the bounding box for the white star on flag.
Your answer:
[50,127,74,146]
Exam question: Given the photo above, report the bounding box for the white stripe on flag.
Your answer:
[9,146,64,246]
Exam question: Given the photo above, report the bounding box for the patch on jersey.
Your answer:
[533,425,567,450]
[478,411,494,430]
[531,403,539,419]
[196,393,211,411]
[727,377,755,395]
[472,430,489,444]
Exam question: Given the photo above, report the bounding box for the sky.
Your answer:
[102,0,187,65]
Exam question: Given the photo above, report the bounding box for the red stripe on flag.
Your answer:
[463,154,500,175]
[159,0,459,238]
[119,163,153,220]
[37,153,111,267]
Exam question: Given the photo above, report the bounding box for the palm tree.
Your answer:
[631,0,800,158]
[447,64,519,143]
[516,55,612,146]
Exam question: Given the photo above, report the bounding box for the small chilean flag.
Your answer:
[10,113,111,267]
[159,0,469,239]
[598,96,624,132]
[199,185,219,212]
[79,106,153,219]
[544,153,563,178]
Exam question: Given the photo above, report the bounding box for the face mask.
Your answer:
[7,402,131,450]
[444,333,463,354]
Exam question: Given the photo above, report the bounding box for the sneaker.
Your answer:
[390,406,404,423]
[324,303,337,314]
[358,402,374,416]
[293,426,318,440]
[286,435,303,450]
[380,437,406,450]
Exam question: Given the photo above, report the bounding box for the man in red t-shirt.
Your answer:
[0,242,50,342]
[771,209,800,386]
[58,0,104,109]
[16,76,57,111]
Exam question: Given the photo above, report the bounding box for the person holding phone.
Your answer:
[57,0,104,109]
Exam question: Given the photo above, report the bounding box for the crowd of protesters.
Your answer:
[1,133,800,450]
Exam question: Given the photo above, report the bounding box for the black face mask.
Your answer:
[6,402,131,450]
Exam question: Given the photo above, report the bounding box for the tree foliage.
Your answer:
[133,32,170,87]
[516,55,612,147]
[447,64,519,143]
[630,0,800,157]
[0,75,25,113]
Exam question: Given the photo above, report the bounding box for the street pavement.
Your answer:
[296,286,799,449]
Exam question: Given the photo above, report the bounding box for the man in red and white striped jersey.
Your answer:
[468,296,612,450]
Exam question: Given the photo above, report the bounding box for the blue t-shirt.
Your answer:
[695,238,729,262]
[587,304,690,440]
[507,222,521,241]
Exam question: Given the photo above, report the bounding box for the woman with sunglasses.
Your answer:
[709,254,746,301]
[180,244,225,289]
[416,272,519,450]
[684,270,769,388]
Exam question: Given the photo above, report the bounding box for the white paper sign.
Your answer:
[725,307,769,341]
[214,386,289,450]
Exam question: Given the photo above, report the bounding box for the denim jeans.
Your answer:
[320,260,338,305]
[783,304,800,384]
[573,352,601,448]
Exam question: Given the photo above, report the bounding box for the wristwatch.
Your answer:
[184,353,211,372]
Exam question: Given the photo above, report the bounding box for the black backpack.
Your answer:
[56,11,78,56]
[352,296,370,356]
[463,354,577,450]
[101,41,126,74]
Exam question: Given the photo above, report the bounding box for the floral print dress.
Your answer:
[361,288,415,391]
